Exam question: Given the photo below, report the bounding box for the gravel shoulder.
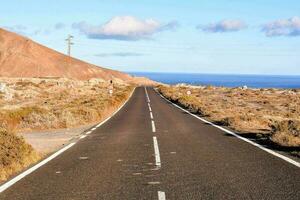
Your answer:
[18,124,95,156]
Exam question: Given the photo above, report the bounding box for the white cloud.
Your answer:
[54,23,66,30]
[160,20,179,31]
[262,16,300,37]
[73,16,178,40]
[199,19,247,33]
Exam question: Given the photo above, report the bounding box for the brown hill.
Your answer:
[0,28,153,84]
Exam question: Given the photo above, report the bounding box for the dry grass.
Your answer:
[0,78,133,132]
[0,128,39,181]
[271,120,300,147]
[158,85,300,148]
[0,77,134,182]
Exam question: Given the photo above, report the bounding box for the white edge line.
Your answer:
[153,136,161,168]
[158,191,166,200]
[80,135,87,139]
[149,106,152,112]
[150,112,154,119]
[86,131,92,135]
[157,90,300,168]
[151,120,156,133]
[0,87,137,193]
[93,87,136,130]
[0,142,75,193]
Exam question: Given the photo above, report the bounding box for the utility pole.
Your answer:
[65,35,74,57]
[65,35,74,78]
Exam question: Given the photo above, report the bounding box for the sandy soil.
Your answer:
[0,77,134,181]
[158,84,300,149]
[18,124,95,155]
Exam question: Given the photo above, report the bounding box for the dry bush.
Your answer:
[0,82,133,132]
[270,120,300,147]
[158,85,300,147]
[0,106,47,131]
[0,79,133,182]
[0,128,39,182]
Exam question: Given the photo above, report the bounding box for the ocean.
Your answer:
[129,72,300,89]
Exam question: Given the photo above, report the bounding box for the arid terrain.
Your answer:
[158,84,300,154]
[0,28,157,85]
[0,77,134,181]
[0,28,129,81]
[0,27,157,183]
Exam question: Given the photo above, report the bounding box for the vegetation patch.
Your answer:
[158,85,300,153]
[271,120,300,147]
[0,128,39,182]
[0,78,134,182]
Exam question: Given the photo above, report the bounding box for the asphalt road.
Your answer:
[1,87,299,200]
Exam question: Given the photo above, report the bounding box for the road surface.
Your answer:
[1,87,299,199]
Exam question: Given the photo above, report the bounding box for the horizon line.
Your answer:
[126,71,300,77]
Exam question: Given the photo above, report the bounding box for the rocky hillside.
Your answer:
[0,28,152,84]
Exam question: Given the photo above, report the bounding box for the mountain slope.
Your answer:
[0,28,136,82]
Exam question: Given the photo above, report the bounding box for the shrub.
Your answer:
[0,129,39,181]
[270,120,300,147]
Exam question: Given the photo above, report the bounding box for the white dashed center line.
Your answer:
[158,191,166,200]
[145,88,166,198]
[157,90,300,169]
[0,88,137,194]
[151,120,156,133]
[153,136,161,168]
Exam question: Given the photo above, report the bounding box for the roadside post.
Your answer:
[108,80,113,96]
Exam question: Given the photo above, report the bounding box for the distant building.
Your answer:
[241,85,248,90]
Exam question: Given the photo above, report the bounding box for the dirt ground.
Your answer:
[0,77,133,181]
[158,84,300,150]
[18,124,94,156]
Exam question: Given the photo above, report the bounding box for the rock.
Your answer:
[88,78,105,85]
[0,83,6,92]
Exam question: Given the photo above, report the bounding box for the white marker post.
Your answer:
[108,80,113,97]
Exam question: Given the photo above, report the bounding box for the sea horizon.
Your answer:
[128,72,300,89]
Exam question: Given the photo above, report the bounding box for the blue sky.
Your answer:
[1,0,300,75]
